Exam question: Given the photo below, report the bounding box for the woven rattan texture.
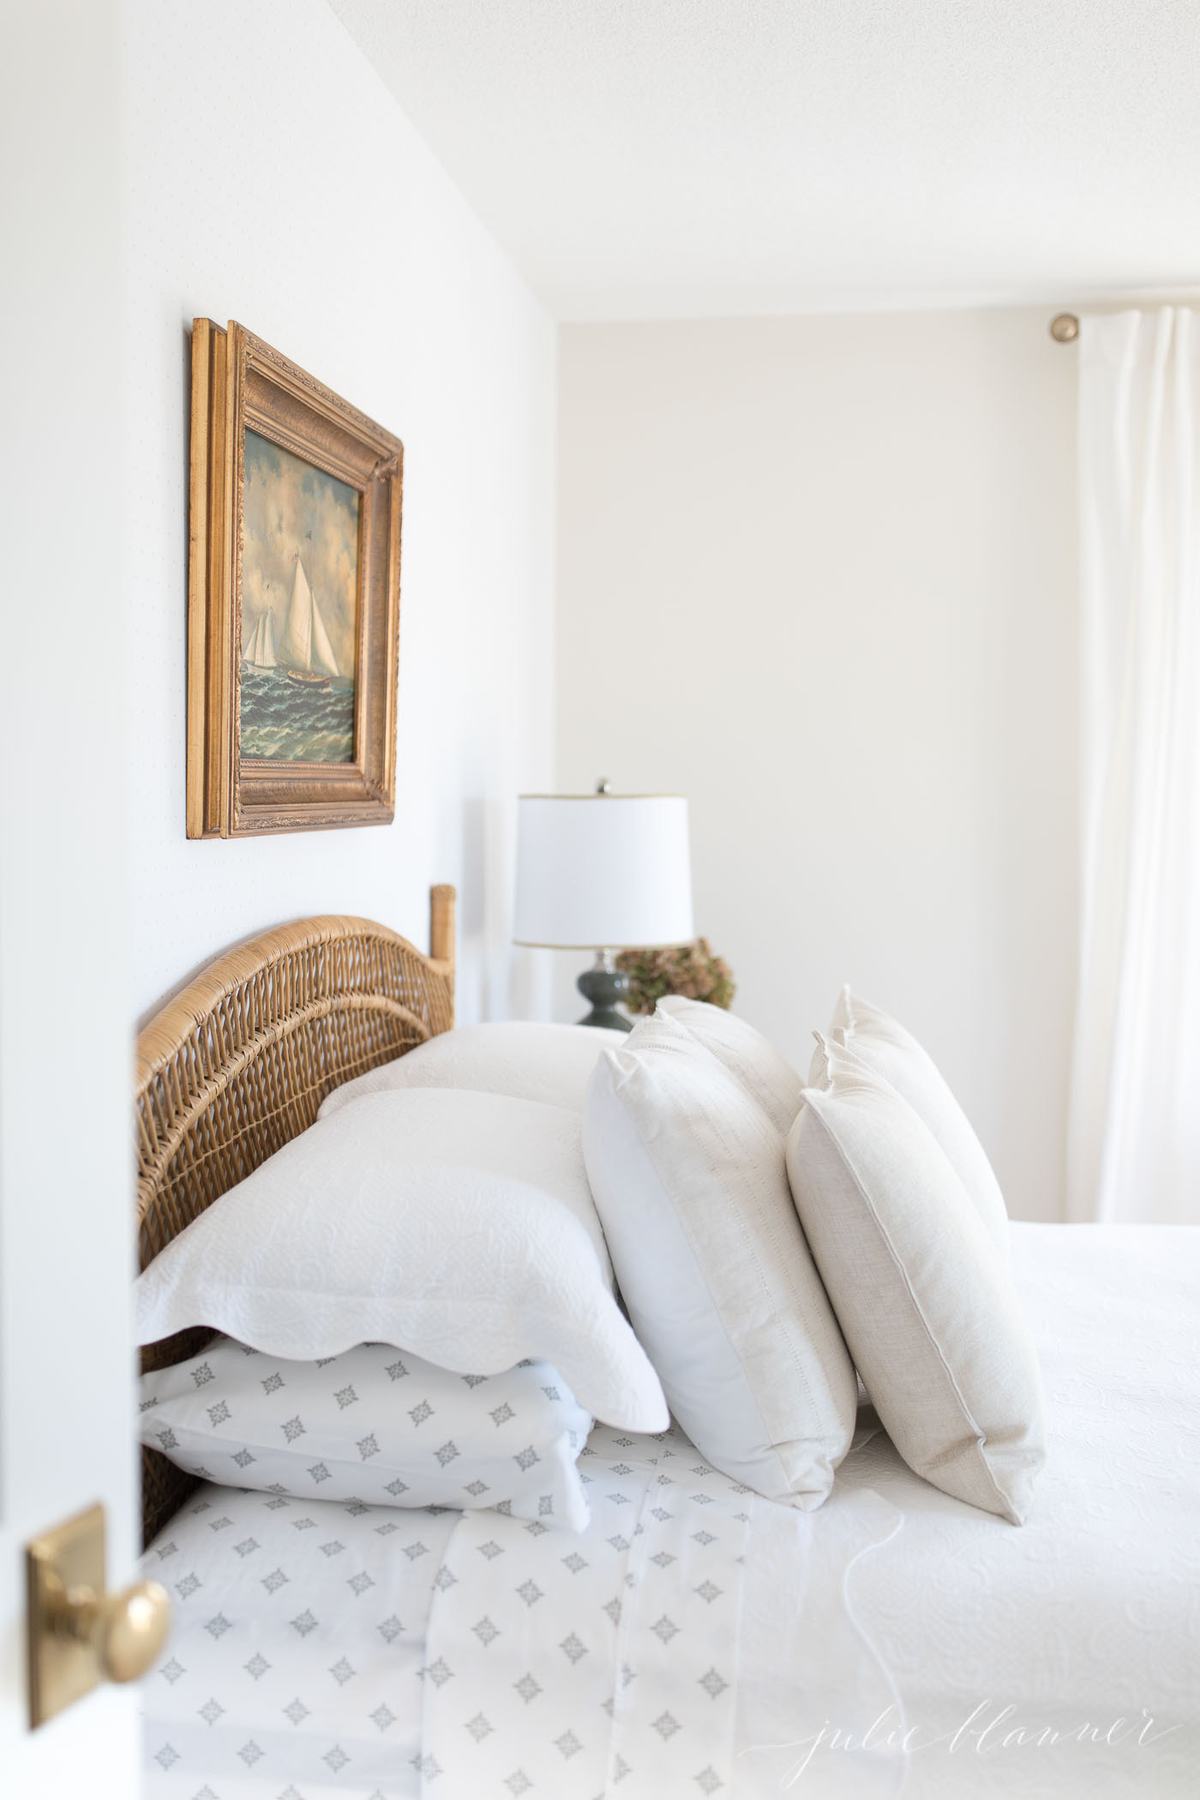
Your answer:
[136,892,455,1544]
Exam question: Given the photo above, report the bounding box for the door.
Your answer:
[0,4,142,1794]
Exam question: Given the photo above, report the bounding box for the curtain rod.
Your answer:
[1050,313,1080,343]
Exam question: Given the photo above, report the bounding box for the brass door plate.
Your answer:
[26,1502,106,1729]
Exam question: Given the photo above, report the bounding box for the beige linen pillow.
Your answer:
[583,1010,857,1507]
[816,987,1009,1252]
[656,996,804,1133]
[786,1036,1044,1523]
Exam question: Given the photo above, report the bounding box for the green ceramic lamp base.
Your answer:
[576,952,634,1031]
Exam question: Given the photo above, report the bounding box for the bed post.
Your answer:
[430,883,456,1014]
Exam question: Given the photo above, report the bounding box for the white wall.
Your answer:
[557,311,1078,1222]
[124,0,556,1023]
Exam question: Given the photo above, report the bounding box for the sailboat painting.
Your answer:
[188,319,401,837]
[240,428,360,763]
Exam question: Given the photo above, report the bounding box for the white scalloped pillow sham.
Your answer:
[135,1088,667,1434]
[319,1022,614,1119]
[140,1339,593,1532]
[817,986,1009,1251]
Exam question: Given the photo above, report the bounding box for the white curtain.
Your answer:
[1068,308,1200,1224]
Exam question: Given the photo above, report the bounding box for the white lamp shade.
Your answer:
[514,794,694,949]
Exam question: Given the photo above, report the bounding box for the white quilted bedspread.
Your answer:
[835,1222,1200,1798]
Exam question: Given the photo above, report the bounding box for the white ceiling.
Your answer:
[330,0,1200,320]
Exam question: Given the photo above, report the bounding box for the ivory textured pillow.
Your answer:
[135,1089,667,1434]
[583,1010,856,1506]
[817,987,1009,1251]
[656,996,803,1134]
[787,1037,1044,1523]
[320,1021,613,1119]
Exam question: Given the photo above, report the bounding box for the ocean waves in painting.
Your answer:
[240,667,355,763]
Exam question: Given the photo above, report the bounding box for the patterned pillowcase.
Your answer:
[140,1340,593,1533]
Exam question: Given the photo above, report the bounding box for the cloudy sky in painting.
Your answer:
[242,429,360,678]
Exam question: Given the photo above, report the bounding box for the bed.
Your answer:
[134,893,1199,1799]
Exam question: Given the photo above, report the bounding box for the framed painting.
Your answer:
[187,320,402,836]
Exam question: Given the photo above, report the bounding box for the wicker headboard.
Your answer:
[136,886,456,1544]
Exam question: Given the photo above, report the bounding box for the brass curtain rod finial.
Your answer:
[1050,313,1080,344]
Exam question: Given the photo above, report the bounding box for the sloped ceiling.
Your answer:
[330,0,1200,318]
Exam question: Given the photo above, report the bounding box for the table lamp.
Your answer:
[514,781,694,1029]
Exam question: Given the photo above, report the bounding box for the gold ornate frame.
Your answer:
[136,886,455,1543]
[187,320,403,837]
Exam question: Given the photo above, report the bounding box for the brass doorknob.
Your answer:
[101,1579,172,1682]
[26,1502,174,1727]
[55,1575,172,1684]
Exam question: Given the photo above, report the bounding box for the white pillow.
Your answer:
[818,987,1009,1250]
[141,1340,593,1532]
[582,1010,856,1507]
[135,1089,667,1434]
[319,1022,613,1119]
[787,1036,1045,1523]
[656,996,803,1134]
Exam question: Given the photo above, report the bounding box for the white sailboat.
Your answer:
[282,554,339,687]
[243,606,276,669]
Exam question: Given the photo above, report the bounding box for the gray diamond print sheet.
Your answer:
[141,1423,902,1799]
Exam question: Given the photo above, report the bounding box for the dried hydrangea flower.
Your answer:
[615,938,735,1016]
